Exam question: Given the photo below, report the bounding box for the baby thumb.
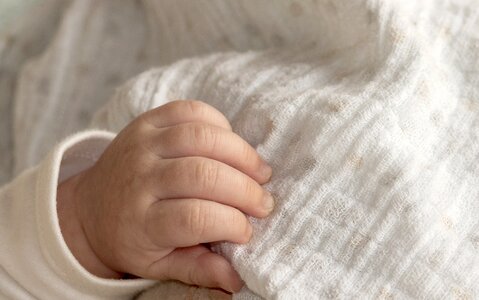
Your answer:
[149,245,243,293]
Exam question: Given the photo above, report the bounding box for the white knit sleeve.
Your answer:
[0,130,156,300]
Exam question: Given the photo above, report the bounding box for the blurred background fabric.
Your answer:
[0,0,38,32]
[0,0,38,183]
[0,0,64,185]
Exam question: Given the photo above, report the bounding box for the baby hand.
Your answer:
[57,100,273,293]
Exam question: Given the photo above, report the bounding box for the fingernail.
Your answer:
[227,270,244,293]
[262,191,275,213]
[244,224,253,243]
[259,161,273,179]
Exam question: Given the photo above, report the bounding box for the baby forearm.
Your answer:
[57,171,123,279]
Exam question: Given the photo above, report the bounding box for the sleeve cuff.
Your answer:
[35,130,156,298]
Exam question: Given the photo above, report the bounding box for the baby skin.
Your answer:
[56,100,274,294]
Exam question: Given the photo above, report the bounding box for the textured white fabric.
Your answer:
[99,41,479,299]
[1,0,479,299]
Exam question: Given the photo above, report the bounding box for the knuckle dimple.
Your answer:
[168,160,183,180]
[193,124,219,153]
[168,125,191,153]
[124,120,149,143]
[185,100,207,117]
[194,159,219,193]
[135,109,160,129]
[166,158,191,188]
[133,111,150,126]
[184,201,208,238]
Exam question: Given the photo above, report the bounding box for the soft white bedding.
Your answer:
[1,0,479,299]
[0,0,38,30]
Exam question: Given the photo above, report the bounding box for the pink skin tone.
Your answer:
[57,100,274,295]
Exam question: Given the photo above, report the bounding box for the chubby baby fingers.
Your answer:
[146,245,242,293]
[151,122,272,184]
[145,198,253,248]
[140,100,232,131]
[156,157,274,218]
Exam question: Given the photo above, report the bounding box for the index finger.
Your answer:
[140,100,232,130]
[152,124,272,184]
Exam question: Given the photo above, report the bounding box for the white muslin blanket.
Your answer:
[94,2,479,299]
[1,0,478,299]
